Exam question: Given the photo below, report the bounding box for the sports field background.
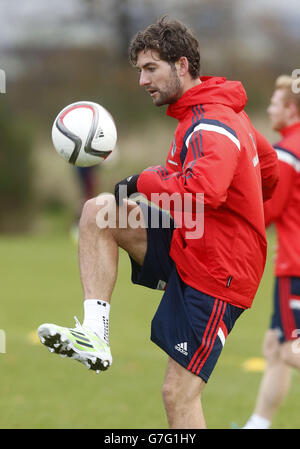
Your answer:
[1,220,299,429]
[2,0,300,430]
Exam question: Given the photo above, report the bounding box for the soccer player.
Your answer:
[38,17,278,428]
[243,75,300,429]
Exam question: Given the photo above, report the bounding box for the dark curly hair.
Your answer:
[129,16,201,79]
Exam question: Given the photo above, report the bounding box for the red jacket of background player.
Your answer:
[137,77,279,309]
[264,121,300,277]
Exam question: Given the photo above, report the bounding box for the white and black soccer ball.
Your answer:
[51,101,117,167]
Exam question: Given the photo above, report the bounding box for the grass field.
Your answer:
[0,221,299,429]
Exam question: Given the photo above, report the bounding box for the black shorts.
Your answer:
[270,276,300,343]
[129,202,244,382]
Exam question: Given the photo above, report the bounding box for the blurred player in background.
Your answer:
[76,166,100,206]
[243,75,300,429]
[38,17,278,428]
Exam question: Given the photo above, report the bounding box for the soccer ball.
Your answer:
[51,101,117,167]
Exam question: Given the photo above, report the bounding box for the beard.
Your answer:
[152,67,182,106]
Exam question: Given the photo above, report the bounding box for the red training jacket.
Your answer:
[264,121,300,277]
[137,77,279,309]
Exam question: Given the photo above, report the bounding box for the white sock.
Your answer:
[243,413,271,429]
[82,299,110,345]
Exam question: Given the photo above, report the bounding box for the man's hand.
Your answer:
[114,174,140,206]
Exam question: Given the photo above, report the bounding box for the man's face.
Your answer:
[267,89,290,131]
[136,49,182,106]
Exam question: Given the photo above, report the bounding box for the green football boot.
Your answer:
[38,317,112,373]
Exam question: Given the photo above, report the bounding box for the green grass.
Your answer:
[0,225,299,429]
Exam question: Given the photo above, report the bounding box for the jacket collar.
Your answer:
[167,76,247,121]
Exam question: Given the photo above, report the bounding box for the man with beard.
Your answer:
[38,17,278,428]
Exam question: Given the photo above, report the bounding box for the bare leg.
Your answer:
[251,330,291,422]
[37,195,147,371]
[281,339,300,369]
[162,357,206,429]
[78,194,147,302]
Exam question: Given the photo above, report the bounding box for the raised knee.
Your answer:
[80,194,116,229]
[80,197,98,227]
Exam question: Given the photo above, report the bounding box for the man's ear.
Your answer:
[175,57,189,77]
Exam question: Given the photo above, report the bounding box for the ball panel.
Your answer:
[51,101,117,167]
[51,121,76,163]
[62,106,94,141]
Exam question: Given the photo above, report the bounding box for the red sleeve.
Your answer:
[254,129,279,202]
[264,155,296,226]
[137,129,239,210]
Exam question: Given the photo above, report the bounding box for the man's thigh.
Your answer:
[126,201,175,291]
[111,199,147,266]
